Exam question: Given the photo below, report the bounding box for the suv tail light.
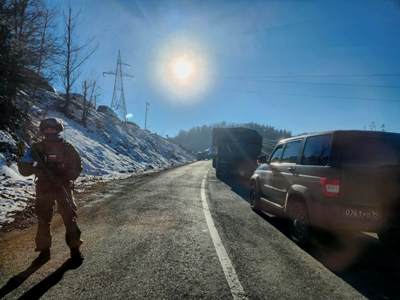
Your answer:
[320,177,340,197]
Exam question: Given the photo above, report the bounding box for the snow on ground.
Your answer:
[0,89,193,228]
[0,155,35,226]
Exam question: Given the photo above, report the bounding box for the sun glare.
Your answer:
[154,37,213,104]
[171,57,194,81]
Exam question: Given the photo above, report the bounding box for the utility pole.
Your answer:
[103,50,134,122]
[144,101,150,130]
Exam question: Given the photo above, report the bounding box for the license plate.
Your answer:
[344,208,379,219]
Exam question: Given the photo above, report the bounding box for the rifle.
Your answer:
[29,144,78,217]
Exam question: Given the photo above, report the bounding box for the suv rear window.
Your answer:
[302,134,332,166]
[334,133,400,166]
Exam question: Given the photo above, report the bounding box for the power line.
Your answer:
[224,73,400,79]
[235,90,400,103]
[226,79,400,89]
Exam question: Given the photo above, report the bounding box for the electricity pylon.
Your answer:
[103,50,134,122]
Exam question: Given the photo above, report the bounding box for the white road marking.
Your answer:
[200,175,248,300]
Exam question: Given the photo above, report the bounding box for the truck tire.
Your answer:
[287,198,310,246]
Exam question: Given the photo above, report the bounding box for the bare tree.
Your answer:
[369,121,377,131]
[34,7,58,79]
[81,79,88,126]
[29,5,58,100]
[81,79,99,126]
[0,0,59,99]
[0,0,58,128]
[60,6,98,116]
[88,79,99,108]
[9,0,58,79]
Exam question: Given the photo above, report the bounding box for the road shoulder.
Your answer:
[205,167,364,299]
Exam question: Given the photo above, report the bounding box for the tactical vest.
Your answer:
[42,140,68,177]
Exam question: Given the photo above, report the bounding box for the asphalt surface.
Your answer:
[0,161,368,299]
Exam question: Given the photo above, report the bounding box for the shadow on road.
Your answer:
[0,255,52,299]
[0,258,82,300]
[310,233,400,300]
[221,176,400,300]
[217,175,252,202]
[17,259,82,300]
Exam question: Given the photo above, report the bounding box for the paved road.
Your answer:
[0,161,364,299]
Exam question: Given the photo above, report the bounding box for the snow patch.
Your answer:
[0,88,193,228]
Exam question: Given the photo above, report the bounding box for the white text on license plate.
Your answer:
[345,208,379,219]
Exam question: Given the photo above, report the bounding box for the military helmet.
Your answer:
[39,118,64,133]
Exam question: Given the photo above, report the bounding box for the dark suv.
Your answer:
[249,130,400,246]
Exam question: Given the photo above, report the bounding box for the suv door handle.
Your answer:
[287,167,296,173]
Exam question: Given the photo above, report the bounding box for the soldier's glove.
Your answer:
[33,162,52,179]
[32,162,41,175]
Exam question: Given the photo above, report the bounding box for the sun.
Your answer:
[171,57,194,82]
[154,37,213,104]
[168,54,198,88]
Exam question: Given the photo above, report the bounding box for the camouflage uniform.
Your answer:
[18,121,83,253]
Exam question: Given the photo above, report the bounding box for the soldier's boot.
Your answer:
[66,231,83,264]
[65,221,83,264]
[70,247,83,260]
[33,249,51,265]
[68,247,83,268]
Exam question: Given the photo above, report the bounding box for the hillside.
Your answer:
[0,88,193,228]
[171,122,291,155]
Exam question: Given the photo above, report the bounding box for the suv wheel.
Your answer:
[378,228,400,250]
[287,199,310,246]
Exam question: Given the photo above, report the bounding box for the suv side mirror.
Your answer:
[257,155,267,164]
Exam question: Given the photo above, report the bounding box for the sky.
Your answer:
[49,0,400,137]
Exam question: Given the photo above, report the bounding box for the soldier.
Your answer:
[18,118,83,265]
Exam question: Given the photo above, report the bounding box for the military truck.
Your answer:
[212,127,262,178]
